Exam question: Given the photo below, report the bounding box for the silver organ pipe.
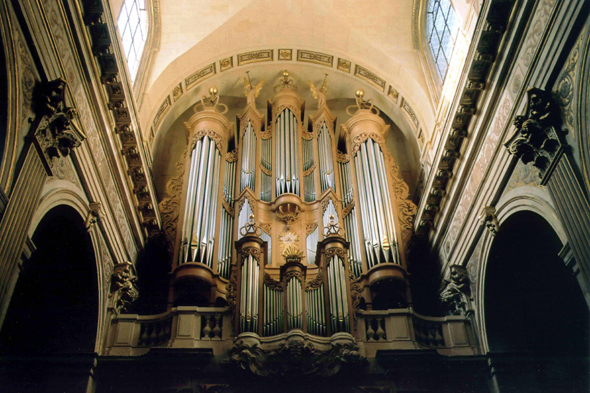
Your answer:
[306,226,319,264]
[217,208,233,279]
[327,255,349,333]
[338,157,354,207]
[286,277,303,330]
[240,254,259,333]
[240,121,256,192]
[263,282,284,336]
[276,109,300,196]
[354,138,400,268]
[305,284,326,336]
[302,138,316,202]
[237,198,254,241]
[260,231,272,265]
[181,136,221,267]
[260,137,272,202]
[317,122,335,193]
[223,158,236,203]
[344,209,363,277]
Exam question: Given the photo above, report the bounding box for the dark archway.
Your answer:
[0,205,99,354]
[484,211,589,392]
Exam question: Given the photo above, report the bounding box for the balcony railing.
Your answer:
[357,309,478,356]
[106,307,231,356]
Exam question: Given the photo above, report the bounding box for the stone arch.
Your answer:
[476,205,589,391]
[0,204,100,354]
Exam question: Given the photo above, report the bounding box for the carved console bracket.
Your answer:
[439,265,471,316]
[33,78,85,175]
[480,206,499,236]
[110,262,139,314]
[505,88,566,185]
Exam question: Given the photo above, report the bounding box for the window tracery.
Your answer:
[117,0,149,83]
[426,0,460,80]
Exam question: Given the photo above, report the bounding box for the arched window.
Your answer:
[117,0,149,83]
[426,0,460,81]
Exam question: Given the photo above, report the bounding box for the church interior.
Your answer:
[0,0,589,391]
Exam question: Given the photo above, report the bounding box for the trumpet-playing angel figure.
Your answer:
[244,75,265,106]
[308,75,328,109]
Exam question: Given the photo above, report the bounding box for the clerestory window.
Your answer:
[426,0,460,81]
[117,0,149,83]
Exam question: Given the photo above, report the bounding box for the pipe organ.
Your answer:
[168,74,414,333]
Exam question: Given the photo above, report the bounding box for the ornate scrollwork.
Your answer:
[324,214,344,237]
[336,150,350,163]
[221,199,235,217]
[189,129,224,153]
[305,223,318,236]
[439,265,471,316]
[226,149,238,162]
[351,132,385,156]
[285,270,304,282]
[158,150,187,256]
[110,262,139,314]
[227,338,365,377]
[305,271,323,290]
[325,247,347,261]
[241,247,261,262]
[505,88,565,182]
[264,273,283,291]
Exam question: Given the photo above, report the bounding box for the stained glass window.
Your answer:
[427,0,460,81]
[117,0,148,83]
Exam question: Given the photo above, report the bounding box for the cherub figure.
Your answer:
[244,73,265,106]
[308,74,328,109]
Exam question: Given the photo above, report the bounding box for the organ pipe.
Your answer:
[343,209,363,277]
[354,138,399,268]
[217,208,233,279]
[327,255,349,333]
[306,226,319,264]
[276,109,300,196]
[303,138,316,202]
[260,137,272,202]
[181,136,221,268]
[240,253,259,333]
[317,122,335,193]
[237,198,254,241]
[338,157,354,207]
[240,121,256,192]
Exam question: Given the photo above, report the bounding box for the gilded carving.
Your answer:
[303,163,316,176]
[153,95,171,129]
[285,270,304,282]
[220,56,233,72]
[305,223,318,236]
[308,75,328,109]
[337,58,351,73]
[226,149,238,163]
[260,164,272,176]
[342,200,355,218]
[172,83,183,102]
[188,129,224,153]
[244,75,265,107]
[158,150,187,252]
[387,85,399,103]
[324,247,347,261]
[278,49,292,61]
[222,199,235,217]
[273,71,298,93]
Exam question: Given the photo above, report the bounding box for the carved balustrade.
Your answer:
[357,309,478,357]
[106,307,231,356]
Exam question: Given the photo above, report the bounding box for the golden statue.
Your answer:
[244,72,265,106]
[308,74,328,109]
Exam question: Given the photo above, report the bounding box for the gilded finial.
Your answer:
[346,88,379,116]
[194,86,228,114]
[239,213,263,237]
[274,70,297,92]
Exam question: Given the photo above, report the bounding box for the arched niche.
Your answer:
[0,205,99,355]
[483,211,589,392]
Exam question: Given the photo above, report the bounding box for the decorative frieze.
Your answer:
[278,49,292,61]
[185,63,216,90]
[297,50,333,67]
[219,56,233,72]
[238,50,273,66]
[354,65,386,91]
[337,58,351,73]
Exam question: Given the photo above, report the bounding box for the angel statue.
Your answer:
[244,72,265,106]
[308,74,328,109]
